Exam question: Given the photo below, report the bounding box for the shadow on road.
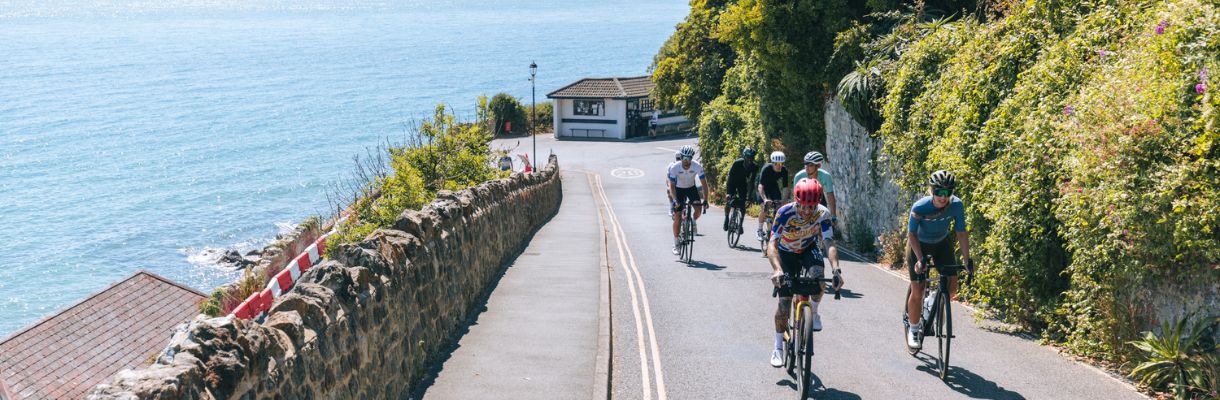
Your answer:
[913,353,1027,399]
[774,373,863,399]
[733,244,763,253]
[683,260,727,270]
[835,288,864,299]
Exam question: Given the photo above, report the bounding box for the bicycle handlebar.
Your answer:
[771,275,841,300]
[921,255,974,286]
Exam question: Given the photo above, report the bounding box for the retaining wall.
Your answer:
[88,155,563,399]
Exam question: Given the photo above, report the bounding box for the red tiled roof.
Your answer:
[0,271,205,400]
[546,76,653,99]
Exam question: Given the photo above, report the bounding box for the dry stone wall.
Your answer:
[88,155,563,400]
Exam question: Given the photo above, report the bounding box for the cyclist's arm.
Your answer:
[956,231,971,264]
[827,192,838,219]
[668,178,678,204]
[725,163,739,195]
[767,237,783,280]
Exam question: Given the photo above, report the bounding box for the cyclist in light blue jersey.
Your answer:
[905,170,974,350]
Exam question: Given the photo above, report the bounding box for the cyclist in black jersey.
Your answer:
[723,147,758,232]
[756,151,790,240]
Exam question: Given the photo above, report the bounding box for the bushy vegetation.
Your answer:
[327,103,501,251]
[656,0,1220,391]
[488,93,528,135]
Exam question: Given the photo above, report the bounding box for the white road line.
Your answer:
[655,146,679,153]
[593,173,668,400]
[588,172,652,400]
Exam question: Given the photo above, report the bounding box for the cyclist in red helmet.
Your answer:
[766,178,843,367]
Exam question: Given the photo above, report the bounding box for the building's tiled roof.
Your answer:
[547,76,653,99]
[0,271,206,400]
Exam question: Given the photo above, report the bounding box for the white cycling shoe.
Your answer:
[906,327,922,350]
[769,349,784,367]
[812,313,823,332]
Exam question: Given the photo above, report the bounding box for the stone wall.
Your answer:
[824,99,912,252]
[88,155,563,400]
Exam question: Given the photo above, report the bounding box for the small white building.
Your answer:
[547,76,690,140]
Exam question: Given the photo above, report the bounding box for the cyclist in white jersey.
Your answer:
[669,145,708,255]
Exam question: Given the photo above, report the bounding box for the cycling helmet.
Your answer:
[674,151,682,161]
[770,151,786,163]
[803,151,824,164]
[680,145,696,159]
[929,170,957,189]
[742,147,756,158]
[793,178,824,207]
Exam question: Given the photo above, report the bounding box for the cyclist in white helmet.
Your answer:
[756,151,790,240]
[666,150,682,214]
[669,145,708,255]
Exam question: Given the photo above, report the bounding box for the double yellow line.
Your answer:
[588,172,667,400]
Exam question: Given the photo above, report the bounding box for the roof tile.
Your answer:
[546,76,653,99]
[0,271,205,400]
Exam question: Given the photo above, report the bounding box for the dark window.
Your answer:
[638,98,654,112]
[574,100,603,116]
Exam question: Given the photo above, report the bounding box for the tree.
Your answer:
[488,93,526,135]
[650,0,736,124]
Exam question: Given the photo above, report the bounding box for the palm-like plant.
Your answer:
[1128,314,1219,399]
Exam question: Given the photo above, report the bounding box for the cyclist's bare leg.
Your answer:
[948,276,959,301]
[776,297,792,333]
[672,205,681,237]
[907,281,926,326]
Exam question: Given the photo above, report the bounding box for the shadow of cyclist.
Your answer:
[775,373,863,400]
[683,260,726,271]
[913,352,1027,399]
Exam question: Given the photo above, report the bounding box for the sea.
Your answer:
[0,0,687,337]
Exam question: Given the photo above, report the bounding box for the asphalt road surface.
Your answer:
[422,135,1145,400]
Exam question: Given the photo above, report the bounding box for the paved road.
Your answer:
[423,135,1146,400]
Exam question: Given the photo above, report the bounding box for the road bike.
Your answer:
[759,200,780,256]
[773,265,841,399]
[903,255,972,381]
[725,195,749,248]
[676,200,703,263]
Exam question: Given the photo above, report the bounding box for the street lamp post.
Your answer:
[530,61,537,171]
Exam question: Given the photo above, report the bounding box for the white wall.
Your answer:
[552,98,626,139]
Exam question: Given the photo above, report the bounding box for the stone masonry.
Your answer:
[824,99,913,251]
[87,155,563,399]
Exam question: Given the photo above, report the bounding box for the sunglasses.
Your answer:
[682,156,693,160]
[933,188,953,197]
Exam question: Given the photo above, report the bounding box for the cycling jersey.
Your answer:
[792,168,834,194]
[908,195,966,243]
[757,163,789,200]
[724,158,758,199]
[668,161,705,189]
[770,203,833,253]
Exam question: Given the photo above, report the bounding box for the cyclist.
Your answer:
[756,151,790,241]
[792,151,837,222]
[723,147,759,232]
[669,145,708,255]
[768,179,842,367]
[665,150,682,216]
[905,170,974,350]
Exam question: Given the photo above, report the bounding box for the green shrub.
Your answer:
[489,93,527,135]
[518,100,553,134]
[1128,314,1220,398]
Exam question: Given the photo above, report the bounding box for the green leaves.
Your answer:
[1128,314,1220,398]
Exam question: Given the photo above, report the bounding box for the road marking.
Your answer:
[655,146,679,153]
[588,172,651,400]
[611,167,645,179]
[592,173,668,400]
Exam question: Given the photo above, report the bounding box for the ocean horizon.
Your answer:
[0,0,687,337]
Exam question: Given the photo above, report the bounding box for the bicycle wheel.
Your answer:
[798,303,815,399]
[726,208,741,248]
[682,212,695,263]
[784,306,796,371]
[937,290,953,381]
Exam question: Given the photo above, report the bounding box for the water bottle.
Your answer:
[922,293,934,321]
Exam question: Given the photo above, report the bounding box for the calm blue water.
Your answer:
[0,0,686,337]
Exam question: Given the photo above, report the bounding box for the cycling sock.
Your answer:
[774,332,784,350]
[673,237,680,246]
[810,300,820,315]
